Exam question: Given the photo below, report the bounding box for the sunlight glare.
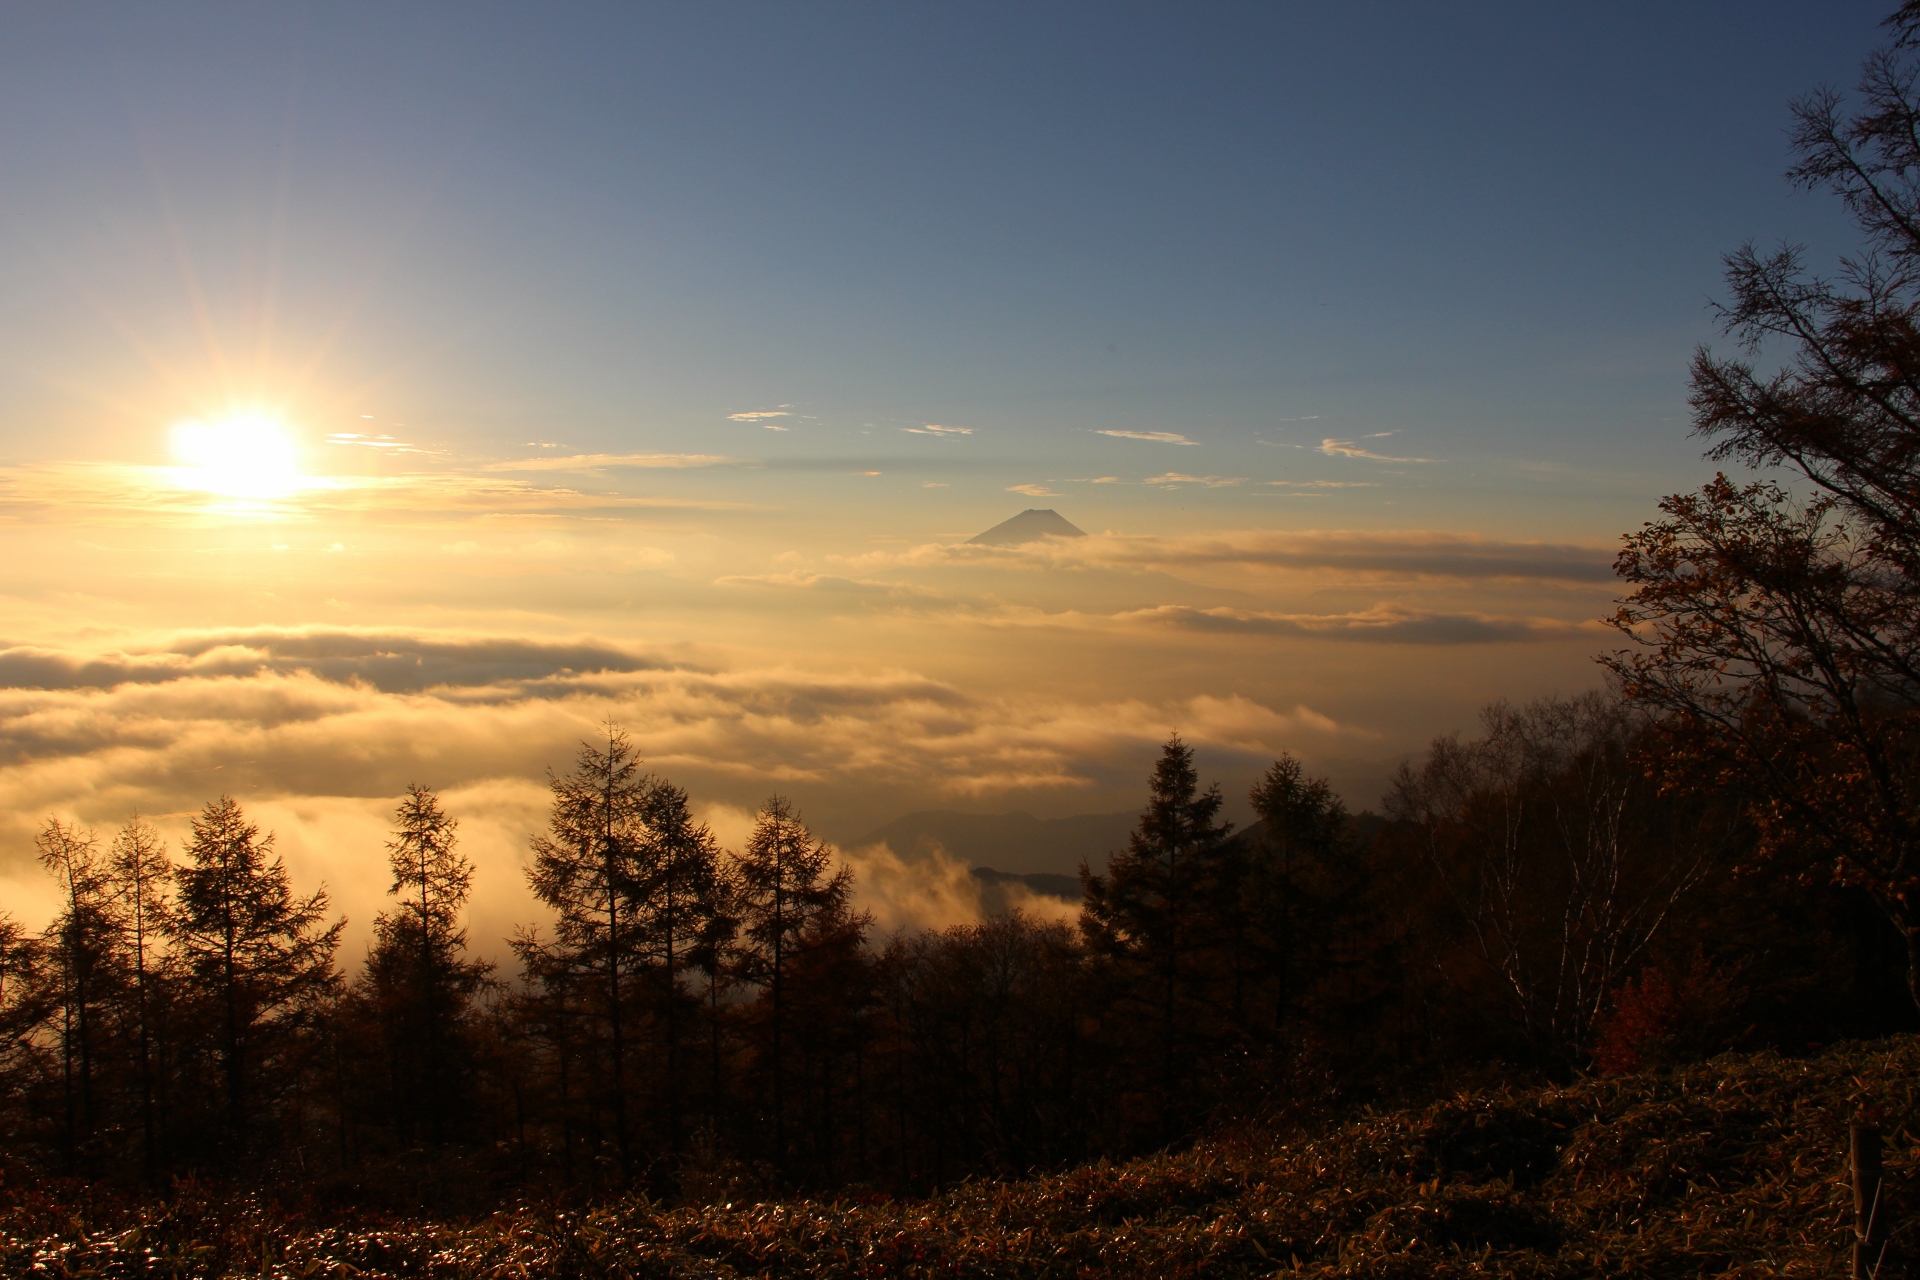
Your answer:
[169,413,303,500]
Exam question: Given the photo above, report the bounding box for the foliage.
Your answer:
[1606,1,1920,1008]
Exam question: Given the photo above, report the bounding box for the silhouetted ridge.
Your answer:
[967,508,1087,546]
[854,808,1135,875]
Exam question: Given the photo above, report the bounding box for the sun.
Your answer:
[169,413,303,500]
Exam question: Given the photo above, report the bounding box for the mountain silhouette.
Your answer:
[967,508,1087,546]
[853,808,1135,875]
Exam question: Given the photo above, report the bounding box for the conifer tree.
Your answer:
[364,785,491,1146]
[1247,754,1359,1038]
[0,916,48,1148]
[37,819,119,1170]
[520,724,651,1175]
[688,854,742,1131]
[1079,736,1232,1135]
[108,816,172,1183]
[732,796,854,1170]
[170,796,342,1156]
[635,778,721,1154]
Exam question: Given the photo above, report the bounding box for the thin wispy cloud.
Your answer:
[1095,430,1199,445]
[901,424,972,436]
[1265,480,1378,488]
[484,452,736,472]
[1319,438,1435,463]
[728,410,791,430]
[1143,473,1245,488]
[1007,483,1062,497]
[1120,604,1598,645]
[326,433,431,454]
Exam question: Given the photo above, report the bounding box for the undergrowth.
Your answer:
[8,1035,1916,1277]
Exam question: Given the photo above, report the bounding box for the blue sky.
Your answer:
[0,3,1880,504]
[0,2,1892,936]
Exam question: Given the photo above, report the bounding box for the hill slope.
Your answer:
[11,1036,1914,1277]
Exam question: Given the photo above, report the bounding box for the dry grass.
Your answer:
[8,1035,1917,1277]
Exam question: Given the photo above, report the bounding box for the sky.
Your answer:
[0,1,1889,950]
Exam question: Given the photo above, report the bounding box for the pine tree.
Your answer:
[170,796,342,1157]
[364,785,491,1146]
[519,724,652,1176]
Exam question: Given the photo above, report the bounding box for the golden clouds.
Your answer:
[0,629,1360,955]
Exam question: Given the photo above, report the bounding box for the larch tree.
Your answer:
[519,724,652,1176]
[364,784,491,1146]
[37,819,119,1170]
[688,851,742,1132]
[732,795,854,1171]
[0,916,48,1146]
[170,796,342,1156]
[634,777,722,1155]
[1606,1,1920,1010]
[108,816,172,1183]
[1245,755,1355,1040]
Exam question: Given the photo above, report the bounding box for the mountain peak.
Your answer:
[967,509,1088,546]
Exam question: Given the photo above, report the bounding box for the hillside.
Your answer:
[9,1035,1914,1278]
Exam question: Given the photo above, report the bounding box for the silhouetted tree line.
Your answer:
[0,703,1911,1206]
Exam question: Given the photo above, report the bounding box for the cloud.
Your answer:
[0,631,1343,822]
[1264,480,1378,489]
[1121,605,1598,645]
[0,626,1387,955]
[484,453,736,472]
[713,572,944,603]
[1007,483,1062,497]
[1095,430,1199,445]
[326,433,432,455]
[727,411,790,428]
[846,528,1616,583]
[1319,438,1435,463]
[838,841,987,933]
[901,424,972,436]
[0,463,755,525]
[0,629,668,695]
[1142,473,1246,488]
